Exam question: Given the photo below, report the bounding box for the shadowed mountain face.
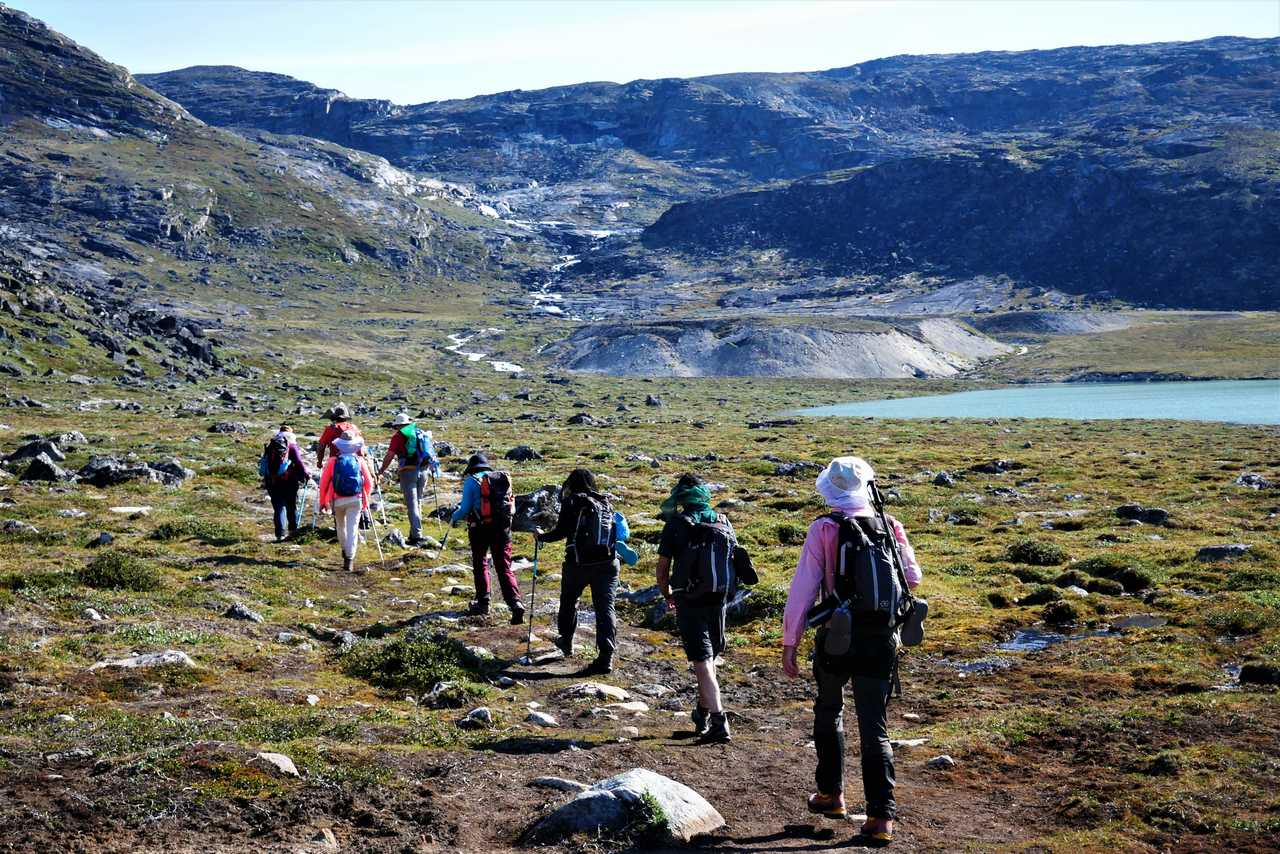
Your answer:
[141,37,1279,186]
[139,38,1280,311]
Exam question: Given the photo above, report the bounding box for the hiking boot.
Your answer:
[342,554,353,573]
[691,704,710,737]
[580,656,613,676]
[465,599,490,617]
[700,712,731,743]
[509,603,526,625]
[406,535,423,547]
[554,635,574,658]
[808,791,847,820]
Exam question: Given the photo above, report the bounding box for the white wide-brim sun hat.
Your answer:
[816,456,876,507]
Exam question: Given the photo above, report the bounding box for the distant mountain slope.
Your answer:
[642,139,1280,310]
[0,4,513,383]
[140,37,1280,311]
[141,36,1279,189]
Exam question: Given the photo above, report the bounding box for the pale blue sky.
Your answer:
[17,0,1279,104]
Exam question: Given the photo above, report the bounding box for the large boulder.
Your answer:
[21,453,72,482]
[4,439,64,465]
[505,445,543,463]
[514,485,561,533]
[1196,543,1251,562]
[149,458,195,485]
[88,650,196,671]
[78,456,161,487]
[523,769,724,845]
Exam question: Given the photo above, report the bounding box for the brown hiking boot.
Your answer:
[807,791,847,819]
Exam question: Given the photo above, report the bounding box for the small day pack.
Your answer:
[671,514,738,597]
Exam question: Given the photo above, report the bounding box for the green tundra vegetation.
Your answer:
[0,339,1276,851]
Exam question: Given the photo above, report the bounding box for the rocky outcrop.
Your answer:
[642,148,1280,310]
[553,318,1009,378]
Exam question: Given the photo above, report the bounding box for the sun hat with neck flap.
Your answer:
[816,456,875,514]
[391,412,412,427]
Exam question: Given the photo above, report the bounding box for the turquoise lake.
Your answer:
[796,380,1280,424]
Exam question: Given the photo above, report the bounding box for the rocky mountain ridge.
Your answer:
[139,36,1280,313]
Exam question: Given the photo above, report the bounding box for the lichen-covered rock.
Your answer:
[523,768,724,844]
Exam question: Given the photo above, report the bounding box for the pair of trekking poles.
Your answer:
[297,470,389,570]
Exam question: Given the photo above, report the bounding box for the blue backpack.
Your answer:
[402,425,436,468]
[333,454,363,497]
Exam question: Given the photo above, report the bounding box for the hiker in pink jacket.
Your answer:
[319,433,375,572]
[781,456,922,845]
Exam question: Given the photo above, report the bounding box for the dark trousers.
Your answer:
[468,525,522,608]
[813,635,897,820]
[557,559,619,661]
[268,482,300,540]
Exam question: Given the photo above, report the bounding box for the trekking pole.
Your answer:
[373,474,391,529]
[310,477,320,530]
[441,520,455,551]
[526,538,541,660]
[368,503,387,571]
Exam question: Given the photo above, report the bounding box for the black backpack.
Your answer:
[826,513,910,634]
[472,471,514,529]
[568,493,616,565]
[263,436,291,487]
[671,514,737,597]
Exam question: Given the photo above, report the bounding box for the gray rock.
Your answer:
[1116,504,1169,526]
[505,445,543,462]
[383,528,407,548]
[1196,543,1251,562]
[83,607,105,622]
[644,394,664,408]
[524,768,724,844]
[208,421,249,434]
[21,453,72,482]
[530,776,588,793]
[1235,472,1273,490]
[88,532,113,548]
[149,458,195,485]
[526,711,560,727]
[458,707,494,729]
[52,431,88,447]
[252,751,300,777]
[1,519,38,535]
[932,471,956,487]
[631,683,674,697]
[224,602,264,623]
[567,413,596,426]
[88,650,196,671]
[926,754,956,770]
[1239,662,1280,686]
[5,439,64,464]
[554,682,630,702]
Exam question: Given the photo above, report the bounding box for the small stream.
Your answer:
[445,329,524,373]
